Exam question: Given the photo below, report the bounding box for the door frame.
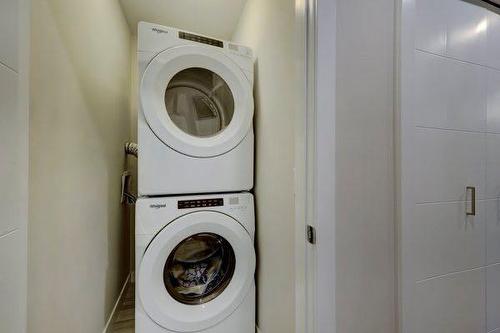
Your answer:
[295,0,337,332]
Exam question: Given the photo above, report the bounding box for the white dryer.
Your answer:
[135,193,256,333]
[138,22,254,196]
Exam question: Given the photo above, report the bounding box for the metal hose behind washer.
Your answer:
[124,142,138,157]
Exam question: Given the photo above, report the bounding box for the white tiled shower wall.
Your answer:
[402,0,500,332]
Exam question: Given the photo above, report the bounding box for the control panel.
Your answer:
[179,31,224,48]
[178,198,224,209]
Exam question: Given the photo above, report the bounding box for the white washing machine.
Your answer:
[135,192,256,333]
[138,22,255,196]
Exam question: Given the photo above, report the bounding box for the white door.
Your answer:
[399,0,500,332]
[0,0,28,332]
[140,45,253,157]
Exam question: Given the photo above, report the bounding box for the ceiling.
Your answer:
[119,0,248,39]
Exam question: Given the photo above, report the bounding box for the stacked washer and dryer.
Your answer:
[135,22,256,333]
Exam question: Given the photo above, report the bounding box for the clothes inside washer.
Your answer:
[164,233,236,305]
[170,258,222,296]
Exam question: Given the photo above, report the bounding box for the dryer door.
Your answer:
[138,211,255,332]
[141,45,253,157]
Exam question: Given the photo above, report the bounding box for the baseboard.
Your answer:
[102,273,131,333]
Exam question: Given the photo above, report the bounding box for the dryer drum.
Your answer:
[164,68,235,138]
[163,233,236,305]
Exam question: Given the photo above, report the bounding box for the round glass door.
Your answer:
[163,233,236,305]
[138,211,255,332]
[140,45,254,157]
[165,68,235,138]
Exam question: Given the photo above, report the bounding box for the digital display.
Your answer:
[178,198,224,209]
[179,31,224,48]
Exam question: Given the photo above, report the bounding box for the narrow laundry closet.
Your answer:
[18,1,301,333]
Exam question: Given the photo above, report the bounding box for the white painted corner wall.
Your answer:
[232,0,299,332]
[29,1,132,332]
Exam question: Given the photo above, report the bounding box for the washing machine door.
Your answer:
[141,45,253,157]
[138,211,255,332]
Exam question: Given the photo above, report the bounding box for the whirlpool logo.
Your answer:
[152,28,168,34]
[150,204,166,209]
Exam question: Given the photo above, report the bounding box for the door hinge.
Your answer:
[307,225,316,244]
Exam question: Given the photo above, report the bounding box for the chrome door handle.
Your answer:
[466,186,476,216]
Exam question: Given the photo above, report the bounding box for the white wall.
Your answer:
[335,0,396,332]
[0,0,29,332]
[232,1,298,332]
[29,1,131,332]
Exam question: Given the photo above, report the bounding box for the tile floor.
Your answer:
[109,282,135,333]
